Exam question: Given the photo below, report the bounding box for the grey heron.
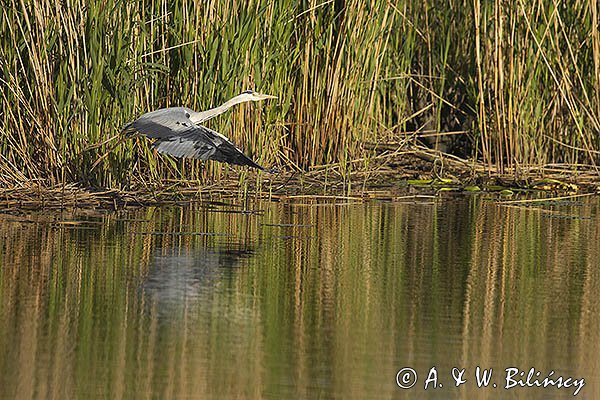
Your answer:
[122,90,277,171]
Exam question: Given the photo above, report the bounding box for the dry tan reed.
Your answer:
[0,0,598,190]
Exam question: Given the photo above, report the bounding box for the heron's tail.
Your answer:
[121,121,138,137]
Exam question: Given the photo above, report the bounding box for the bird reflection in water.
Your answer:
[140,245,254,317]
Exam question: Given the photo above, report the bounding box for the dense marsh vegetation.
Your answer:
[1,0,599,188]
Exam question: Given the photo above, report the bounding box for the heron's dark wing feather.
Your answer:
[153,126,265,170]
[122,107,265,170]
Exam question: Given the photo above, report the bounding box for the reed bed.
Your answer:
[0,0,598,190]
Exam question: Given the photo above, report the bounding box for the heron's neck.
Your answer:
[189,95,248,124]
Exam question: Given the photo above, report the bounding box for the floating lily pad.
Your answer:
[531,178,578,192]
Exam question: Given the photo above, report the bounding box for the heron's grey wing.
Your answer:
[154,125,265,170]
[123,107,265,170]
[122,107,195,139]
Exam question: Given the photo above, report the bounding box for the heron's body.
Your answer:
[122,90,276,171]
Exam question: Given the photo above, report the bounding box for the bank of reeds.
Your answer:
[1,0,599,189]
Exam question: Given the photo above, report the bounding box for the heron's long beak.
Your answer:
[255,93,277,100]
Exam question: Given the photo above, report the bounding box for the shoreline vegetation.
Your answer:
[1,1,599,208]
[1,144,596,212]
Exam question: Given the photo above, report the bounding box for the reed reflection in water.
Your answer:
[0,198,598,399]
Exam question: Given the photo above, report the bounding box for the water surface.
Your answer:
[0,197,598,399]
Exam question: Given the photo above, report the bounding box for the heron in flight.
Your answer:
[122,90,277,171]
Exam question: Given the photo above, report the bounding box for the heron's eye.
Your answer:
[185,112,190,118]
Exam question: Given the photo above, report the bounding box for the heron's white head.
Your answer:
[238,90,277,102]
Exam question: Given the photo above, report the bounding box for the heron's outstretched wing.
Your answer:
[122,107,265,170]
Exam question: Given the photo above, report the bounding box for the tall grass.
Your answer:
[0,0,598,188]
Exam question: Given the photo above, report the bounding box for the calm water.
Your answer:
[0,197,598,399]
